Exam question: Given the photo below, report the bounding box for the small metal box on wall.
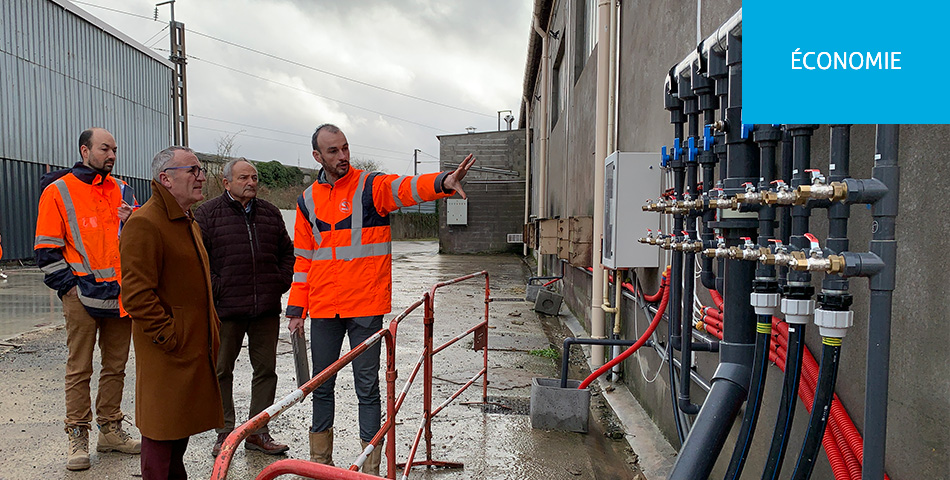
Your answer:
[446,199,468,225]
[603,152,661,269]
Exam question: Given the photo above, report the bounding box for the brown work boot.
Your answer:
[66,426,90,471]
[308,428,334,466]
[97,419,141,454]
[360,439,382,476]
[245,432,289,455]
[211,431,230,457]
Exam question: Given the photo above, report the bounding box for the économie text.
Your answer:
[791,49,901,70]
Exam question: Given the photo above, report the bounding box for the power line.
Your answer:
[188,29,494,119]
[190,124,412,163]
[190,114,412,155]
[72,1,155,21]
[187,54,448,133]
[73,1,494,119]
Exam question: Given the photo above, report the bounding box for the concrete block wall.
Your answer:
[438,130,526,254]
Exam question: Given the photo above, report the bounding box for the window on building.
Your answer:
[552,42,567,126]
[574,0,597,82]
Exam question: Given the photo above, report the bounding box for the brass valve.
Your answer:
[796,170,848,203]
[760,239,795,266]
[763,180,796,205]
[730,237,769,261]
[674,230,704,252]
[642,198,669,212]
[735,182,765,206]
[703,236,730,258]
[788,233,846,273]
[637,229,655,245]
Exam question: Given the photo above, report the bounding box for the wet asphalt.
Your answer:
[0,240,643,479]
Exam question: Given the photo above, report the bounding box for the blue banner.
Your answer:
[744,1,934,123]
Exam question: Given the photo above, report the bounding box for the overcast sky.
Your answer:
[72,0,532,175]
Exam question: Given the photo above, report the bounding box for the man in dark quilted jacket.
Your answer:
[195,158,295,456]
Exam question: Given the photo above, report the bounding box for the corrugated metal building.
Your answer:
[0,0,173,260]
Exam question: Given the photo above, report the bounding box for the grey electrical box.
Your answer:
[446,199,468,225]
[603,151,661,269]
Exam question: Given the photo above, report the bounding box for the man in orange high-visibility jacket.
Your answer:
[286,124,475,475]
[34,128,141,472]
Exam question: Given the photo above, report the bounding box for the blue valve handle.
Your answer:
[740,123,755,140]
[672,137,683,161]
[703,125,716,151]
[688,137,698,162]
[661,146,670,167]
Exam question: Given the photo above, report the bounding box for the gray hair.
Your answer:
[311,123,342,152]
[151,146,194,180]
[222,157,257,181]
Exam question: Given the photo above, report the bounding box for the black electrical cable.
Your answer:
[722,315,772,479]
[760,323,807,480]
[789,338,842,480]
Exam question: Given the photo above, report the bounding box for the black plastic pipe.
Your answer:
[664,76,689,445]
[862,125,899,480]
[677,68,702,416]
[722,124,782,480]
[790,339,842,480]
[723,314,773,480]
[761,323,807,480]
[668,33,757,480]
[778,130,793,287]
[761,124,817,480]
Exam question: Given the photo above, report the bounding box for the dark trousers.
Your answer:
[141,436,189,480]
[216,314,280,434]
[310,315,383,441]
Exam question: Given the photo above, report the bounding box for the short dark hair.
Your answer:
[78,129,94,156]
[311,123,341,152]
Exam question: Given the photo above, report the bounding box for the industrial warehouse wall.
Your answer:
[0,0,172,260]
[526,1,948,479]
[438,130,526,254]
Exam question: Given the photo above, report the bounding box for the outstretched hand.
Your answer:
[443,154,476,199]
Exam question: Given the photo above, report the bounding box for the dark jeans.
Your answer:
[310,315,382,441]
[141,436,189,480]
[216,314,280,434]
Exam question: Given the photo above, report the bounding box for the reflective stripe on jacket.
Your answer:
[34,163,134,317]
[286,167,451,319]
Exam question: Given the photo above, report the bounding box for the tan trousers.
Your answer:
[63,293,131,428]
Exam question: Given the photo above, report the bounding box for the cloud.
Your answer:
[73,0,532,174]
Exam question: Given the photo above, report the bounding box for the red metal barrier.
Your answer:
[210,271,491,480]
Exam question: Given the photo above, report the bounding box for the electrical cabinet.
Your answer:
[446,199,468,225]
[603,151,661,269]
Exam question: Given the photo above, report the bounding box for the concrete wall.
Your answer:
[525,0,947,478]
[438,130,526,254]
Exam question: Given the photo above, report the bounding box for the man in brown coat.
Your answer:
[120,146,224,479]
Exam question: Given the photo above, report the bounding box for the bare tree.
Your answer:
[350,156,383,173]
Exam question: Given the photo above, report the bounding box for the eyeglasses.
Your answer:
[162,165,207,178]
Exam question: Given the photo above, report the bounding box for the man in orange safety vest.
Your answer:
[286,123,475,475]
[34,128,141,471]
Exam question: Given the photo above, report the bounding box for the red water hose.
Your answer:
[577,285,670,389]
[709,288,724,311]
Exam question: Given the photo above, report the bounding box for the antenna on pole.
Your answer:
[157,0,188,146]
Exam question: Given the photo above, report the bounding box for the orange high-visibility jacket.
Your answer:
[286,168,453,319]
[34,163,135,318]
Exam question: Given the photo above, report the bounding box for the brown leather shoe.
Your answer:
[245,433,289,455]
[211,432,230,457]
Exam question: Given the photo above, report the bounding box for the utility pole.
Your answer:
[157,0,188,146]
[413,149,421,212]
